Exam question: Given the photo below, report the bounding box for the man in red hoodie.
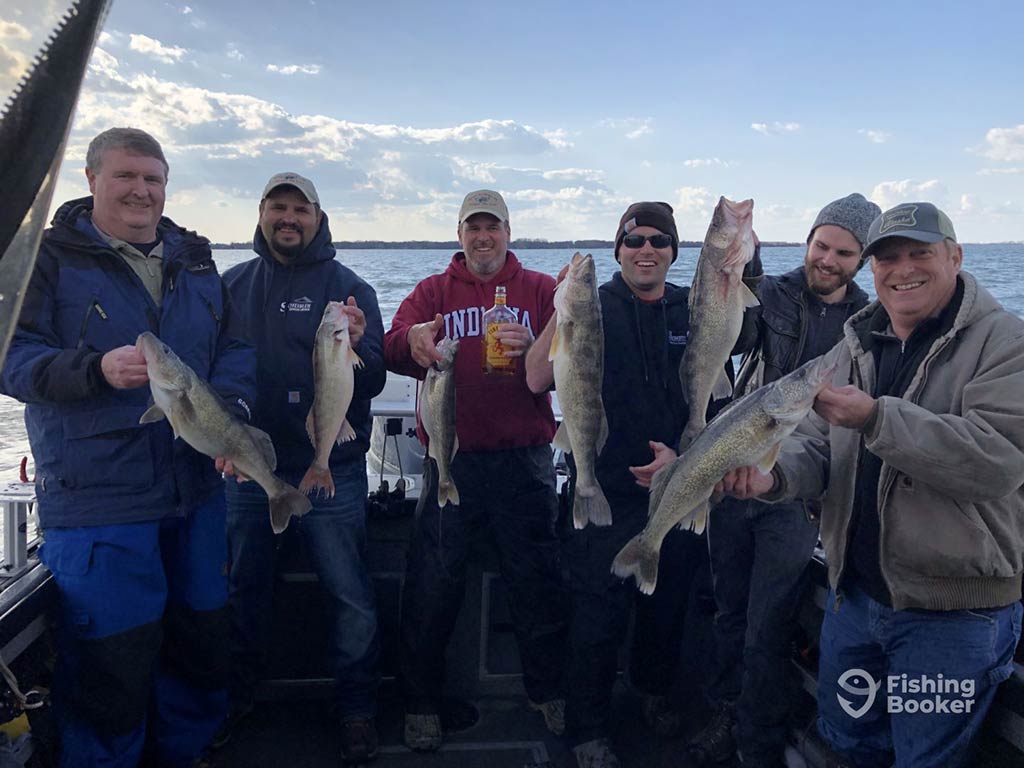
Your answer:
[384,189,567,751]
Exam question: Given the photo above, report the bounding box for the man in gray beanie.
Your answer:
[689,192,880,768]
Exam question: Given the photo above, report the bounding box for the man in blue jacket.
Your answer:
[0,127,256,768]
[217,172,386,763]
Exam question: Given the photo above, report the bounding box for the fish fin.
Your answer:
[741,281,760,309]
[299,464,333,498]
[270,485,313,533]
[139,404,166,424]
[756,442,782,474]
[711,367,733,400]
[572,483,612,529]
[335,419,357,444]
[246,425,278,472]
[450,435,459,461]
[647,462,673,518]
[611,534,660,595]
[678,499,710,535]
[350,349,364,370]
[548,324,561,361]
[553,421,572,452]
[595,409,609,455]
[437,479,460,508]
[305,408,316,446]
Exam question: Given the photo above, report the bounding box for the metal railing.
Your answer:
[0,483,38,579]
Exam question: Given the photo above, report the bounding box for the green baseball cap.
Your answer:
[862,202,957,260]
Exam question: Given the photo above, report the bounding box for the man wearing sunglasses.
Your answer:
[689,193,881,768]
[527,201,759,768]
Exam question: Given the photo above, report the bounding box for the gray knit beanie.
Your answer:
[807,193,882,254]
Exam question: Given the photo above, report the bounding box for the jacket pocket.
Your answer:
[760,307,800,369]
[59,406,156,491]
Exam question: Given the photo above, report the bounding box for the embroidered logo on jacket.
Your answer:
[280,296,314,313]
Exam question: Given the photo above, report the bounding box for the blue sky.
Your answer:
[2,0,1022,242]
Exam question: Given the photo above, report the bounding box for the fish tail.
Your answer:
[437,477,460,508]
[611,534,660,595]
[299,463,335,498]
[572,483,612,528]
[269,485,313,534]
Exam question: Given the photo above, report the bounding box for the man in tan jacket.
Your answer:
[720,202,1024,768]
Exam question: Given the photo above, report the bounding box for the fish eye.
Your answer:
[162,344,170,354]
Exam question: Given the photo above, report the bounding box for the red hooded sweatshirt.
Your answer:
[384,251,557,452]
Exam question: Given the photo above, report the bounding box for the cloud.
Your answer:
[129,33,187,63]
[266,63,321,75]
[751,121,800,136]
[599,117,653,140]
[978,167,1023,176]
[683,157,732,169]
[870,179,946,211]
[182,5,193,13]
[975,124,1024,163]
[227,46,244,61]
[0,20,30,40]
[858,128,891,144]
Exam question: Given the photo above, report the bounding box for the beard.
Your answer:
[270,226,306,259]
[806,262,856,297]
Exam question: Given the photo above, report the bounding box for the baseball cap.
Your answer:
[261,172,320,206]
[862,202,957,260]
[458,189,509,224]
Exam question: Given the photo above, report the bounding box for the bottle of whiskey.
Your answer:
[482,285,516,375]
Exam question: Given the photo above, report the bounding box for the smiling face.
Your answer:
[86,148,167,242]
[259,186,322,264]
[804,224,863,303]
[458,212,510,280]
[871,236,962,339]
[617,225,672,300]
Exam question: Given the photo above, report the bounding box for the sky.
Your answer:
[2,0,1023,243]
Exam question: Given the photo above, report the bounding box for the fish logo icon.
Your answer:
[837,668,879,719]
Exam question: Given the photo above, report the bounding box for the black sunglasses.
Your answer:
[622,233,673,249]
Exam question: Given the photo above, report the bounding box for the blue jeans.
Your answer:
[225,462,380,717]
[41,493,229,768]
[817,584,1022,768]
[705,497,820,760]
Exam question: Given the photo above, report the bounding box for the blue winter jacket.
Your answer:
[0,197,256,528]
[222,213,386,475]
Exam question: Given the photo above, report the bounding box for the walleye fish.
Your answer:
[420,337,460,507]
[136,332,311,534]
[677,197,759,450]
[613,353,837,594]
[550,252,611,528]
[301,301,364,497]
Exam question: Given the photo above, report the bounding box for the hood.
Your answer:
[253,210,336,267]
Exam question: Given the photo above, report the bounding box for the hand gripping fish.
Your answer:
[137,332,311,533]
[420,337,460,507]
[550,252,611,528]
[613,354,837,594]
[301,301,364,497]
[677,197,759,450]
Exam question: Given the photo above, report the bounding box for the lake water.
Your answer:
[1,243,1023,482]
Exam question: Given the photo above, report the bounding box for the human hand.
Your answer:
[714,465,775,499]
[102,345,149,389]
[628,441,677,488]
[215,456,250,483]
[408,313,444,368]
[495,323,534,358]
[554,261,572,288]
[341,296,366,347]
[813,385,876,430]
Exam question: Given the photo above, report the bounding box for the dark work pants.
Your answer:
[706,497,820,761]
[565,494,708,746]
[400,446,567,713]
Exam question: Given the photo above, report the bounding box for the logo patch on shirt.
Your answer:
[288,391,301,404]
[280,296,314,313]
[668,332,688,345]
[186,261,213,273]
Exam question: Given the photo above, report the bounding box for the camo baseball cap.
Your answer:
[458,189,509,224]
[261,172,320,206]
[862,202,957,260]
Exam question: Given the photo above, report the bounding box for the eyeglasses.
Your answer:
[622,233,673,249]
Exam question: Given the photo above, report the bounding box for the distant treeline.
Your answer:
[211,238,801,250]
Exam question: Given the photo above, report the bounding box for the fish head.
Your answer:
[761,353,837,426]
[704,197,755,271]
[433,337,460,371]
[136,332,190,393]
[554,252,598,318]
[319,301,350,341]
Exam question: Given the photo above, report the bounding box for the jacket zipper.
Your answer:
[76,300,109,348]
[202,296,221,324]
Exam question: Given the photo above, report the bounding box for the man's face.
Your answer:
[86,148,167,242]
[804,224,862,301]
[259,187,321,263]
[871,236,962,335]
[618,225,673,299]
[458,212,510,279]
